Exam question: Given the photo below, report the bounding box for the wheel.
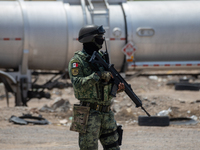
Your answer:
[138,116,169,126]
[19,114,49,125]
[175,83,199,91]
[9,114,49,125]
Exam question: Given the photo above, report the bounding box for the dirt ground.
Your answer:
[0,70,200,150]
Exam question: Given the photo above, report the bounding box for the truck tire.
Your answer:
[138,116,170,126]
[9,114,49,125]
[175,83,199,91]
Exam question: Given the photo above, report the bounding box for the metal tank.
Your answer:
[0,0,200,106]
[0,0,127,71]
[1,0,200,71]
[123,1,200,70]
[0,1,81,71]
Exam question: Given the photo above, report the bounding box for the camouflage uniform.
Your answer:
[69,49,120,150]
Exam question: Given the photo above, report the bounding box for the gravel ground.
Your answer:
[0,124,200,150]
[0,71,200,150]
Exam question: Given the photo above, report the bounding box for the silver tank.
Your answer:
[125,1,200,61]
[0,0,200,71]
[0,1,83,70]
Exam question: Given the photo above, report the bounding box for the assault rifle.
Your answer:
[89,51,151,117]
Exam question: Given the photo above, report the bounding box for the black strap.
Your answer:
[103,141,119,150]
[100,126,123,147]
[80,102,110,112]
[100,130,117,139]
[101,85,104,101]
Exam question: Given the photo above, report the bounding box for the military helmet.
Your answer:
[78,25,105,43]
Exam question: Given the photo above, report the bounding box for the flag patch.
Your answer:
[73,62,78,68]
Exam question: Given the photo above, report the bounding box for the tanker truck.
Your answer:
[0,0,200,106]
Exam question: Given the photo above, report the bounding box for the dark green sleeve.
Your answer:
[68,57,100,91]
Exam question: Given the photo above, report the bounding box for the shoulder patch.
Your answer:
[70,58,80,76]
[72,68,79,76]
[70,58,80,67]
[72,62,78,68]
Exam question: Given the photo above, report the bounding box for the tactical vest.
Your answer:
[73,50,113,103]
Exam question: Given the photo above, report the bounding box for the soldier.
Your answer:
[68,24,124,150]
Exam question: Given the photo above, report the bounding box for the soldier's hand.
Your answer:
[101,71,112,82]
[117,82,125,92]
[96,71,112,82]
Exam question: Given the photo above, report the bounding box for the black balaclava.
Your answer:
[83,42,99,55]
[84,36,104,55]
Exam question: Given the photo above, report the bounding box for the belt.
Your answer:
[80,102,110,113]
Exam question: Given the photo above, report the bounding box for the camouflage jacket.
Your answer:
[68,49,113,105]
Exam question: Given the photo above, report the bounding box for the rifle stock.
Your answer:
[89,51,151,116]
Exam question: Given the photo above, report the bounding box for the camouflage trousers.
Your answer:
[79,109,120,150]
